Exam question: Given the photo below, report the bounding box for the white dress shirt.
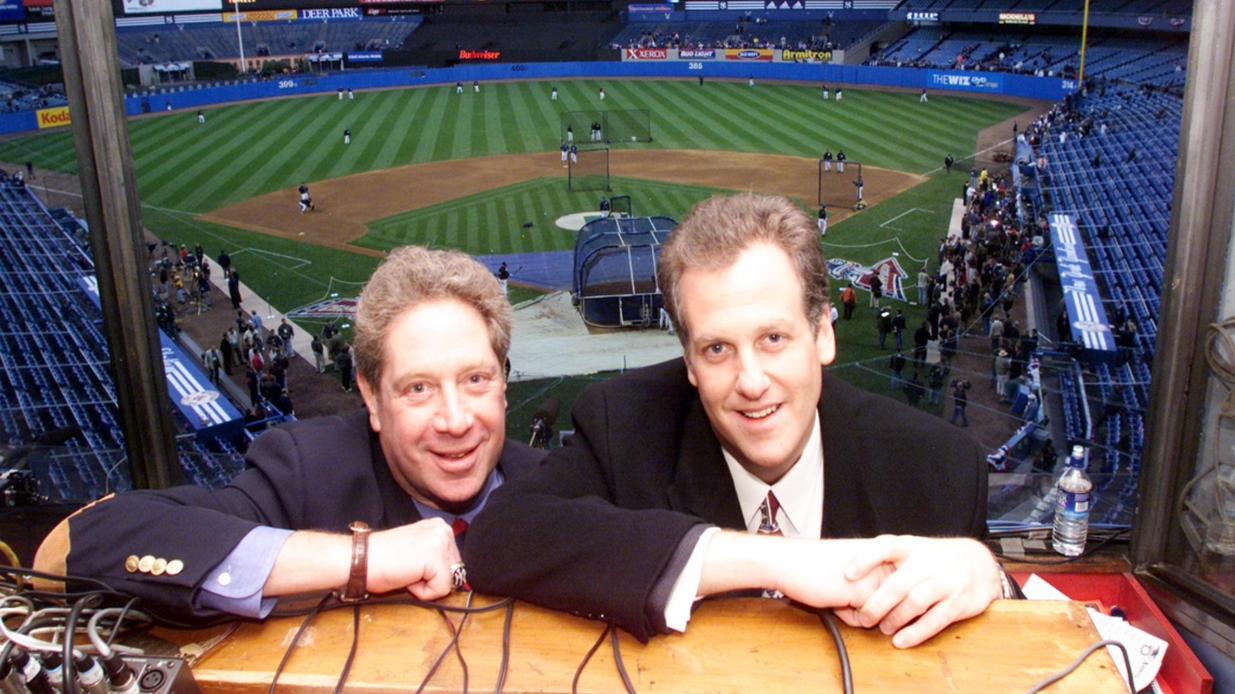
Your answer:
[664,412,824,631]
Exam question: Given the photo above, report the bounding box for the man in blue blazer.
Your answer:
[38,247,543,622]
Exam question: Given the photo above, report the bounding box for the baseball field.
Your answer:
[0,77,1037,431]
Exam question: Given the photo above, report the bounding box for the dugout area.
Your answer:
[572,215,676,328]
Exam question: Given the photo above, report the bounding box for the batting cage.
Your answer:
[569,147,610,192]
[572,215,677,327]
[609,194,633,217]
[560,109,653,145]
[817,160,865,210]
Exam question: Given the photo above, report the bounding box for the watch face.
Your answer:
[349,521,371,533]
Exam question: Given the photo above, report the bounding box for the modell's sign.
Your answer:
[998,11,1034,24]
[625,47,667,60]
[678,49,716,59]
[459,50,500,60]
[36,106,69,129]
[725,48,773,61]
[782,49,832,62]
[906,11,938,21]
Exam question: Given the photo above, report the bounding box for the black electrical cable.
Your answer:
[492,600,514,694]
[434,601,471,694]
[571,623,612,694]
[103,597,143,649]
[267,592,331,694]
[330,605,361,694]
[818,611,853,694]
[63,592,104,694]
[1021,639,1136,694]
[414,593,475,694]
[608,623,637,694]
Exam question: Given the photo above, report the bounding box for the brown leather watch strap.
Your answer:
[340,521,371,602]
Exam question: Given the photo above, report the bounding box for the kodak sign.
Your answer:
[37,106,70,129]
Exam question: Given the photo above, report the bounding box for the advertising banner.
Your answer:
[724,48,773,61]
[628,3,672,12]
[347,51,383,62]
[929,71,1001,92]
[36,106,69,129]
[781,48,831,62]
[122,0,221,14]
[459,49,500,60]
[678,48,716,59]
[0,0,23,21]
[301,6,360,18]
[222,9,296,21]
[1049,213,1115,353]
[624,47,668,60]
[998,11,1035,24]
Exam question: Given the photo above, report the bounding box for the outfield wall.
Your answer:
[0,62,1073,135]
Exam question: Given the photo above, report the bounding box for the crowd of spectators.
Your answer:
[1,81,68,113]
[615,16,841,52]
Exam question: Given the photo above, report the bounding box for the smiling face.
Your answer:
[679,242,835,484]
[357,298,507,512]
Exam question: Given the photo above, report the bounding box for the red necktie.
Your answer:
[451,517,468,537]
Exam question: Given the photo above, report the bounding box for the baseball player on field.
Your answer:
[561,142,569,166]
[837,149,847,173]
[569,144,578,164]
[298,183,315,214]
[818,204,828,237]
[197,110,205,124]
[344,128,351,145]
[823,149,833,172]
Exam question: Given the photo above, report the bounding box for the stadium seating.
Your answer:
[1023,85,1179,522]
[0,80,68,113]
[610,19,885,52]
[0,177,251,501]
[868,28,1187,86]
[115,18,422,66]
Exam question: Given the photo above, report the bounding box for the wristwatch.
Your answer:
[340,521,371,603]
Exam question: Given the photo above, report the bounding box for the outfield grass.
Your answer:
[0,78,1027,417]
[357,176,736,255]
[0,80,1024,215]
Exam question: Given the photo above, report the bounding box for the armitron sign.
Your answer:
[36,106,69,129]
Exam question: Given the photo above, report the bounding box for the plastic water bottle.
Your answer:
[1052,445,1093,556]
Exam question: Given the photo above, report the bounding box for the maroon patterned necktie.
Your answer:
[757,491,783,536]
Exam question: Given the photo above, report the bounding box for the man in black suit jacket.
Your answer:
[468,194,1009,648]
[39,247,543,622]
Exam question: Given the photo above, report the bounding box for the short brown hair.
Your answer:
[657,193,829,346]
[354,246,512,388]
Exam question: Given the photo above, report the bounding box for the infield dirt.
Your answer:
[200,149,922,255]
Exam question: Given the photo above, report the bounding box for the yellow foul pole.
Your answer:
[1078,0,1091,84]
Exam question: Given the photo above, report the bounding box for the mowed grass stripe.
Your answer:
[152,99,319,209]
[814,93,959,168]
[715,84,831,155]
[0,79,1031,214]
[617,83,699,149]
[177,99,332,210]
[336,91,405,177]
[141,99,304,198]
[649,81,783,154]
